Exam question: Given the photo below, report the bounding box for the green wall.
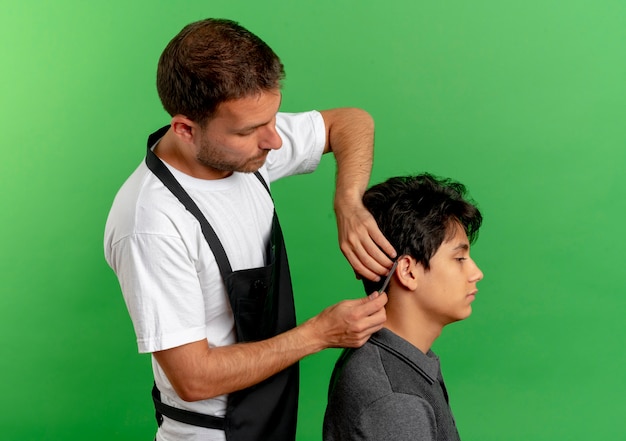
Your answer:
[2,1,625,439]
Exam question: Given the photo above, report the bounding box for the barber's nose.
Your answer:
[261,125,283,150]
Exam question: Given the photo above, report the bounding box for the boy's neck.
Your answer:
[384,294,443,354]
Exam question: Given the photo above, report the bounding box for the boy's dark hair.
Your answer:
[362,173,482,294]
[156,18,285,126]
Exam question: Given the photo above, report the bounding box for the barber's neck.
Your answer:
[154,128,231,180]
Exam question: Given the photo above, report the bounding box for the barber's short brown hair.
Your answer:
[156,18,285,125]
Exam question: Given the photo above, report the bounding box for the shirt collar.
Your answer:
[369,327,441,384]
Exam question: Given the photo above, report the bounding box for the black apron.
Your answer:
[145,126,299,440]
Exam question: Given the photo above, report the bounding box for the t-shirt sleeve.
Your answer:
[108,232,209,353]
[264,110,326,182]
[350,393,437,441]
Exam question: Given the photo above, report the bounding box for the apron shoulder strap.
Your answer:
[144,127,274,277]
[253,171,271,195]
[144,127,232,277]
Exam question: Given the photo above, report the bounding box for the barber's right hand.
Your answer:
[306,291,387,350]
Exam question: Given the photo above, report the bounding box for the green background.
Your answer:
[2,0,624,439]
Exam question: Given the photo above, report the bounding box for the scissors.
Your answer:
[378,260,398,294]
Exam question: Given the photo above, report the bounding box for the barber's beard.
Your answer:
[197,139,269,174]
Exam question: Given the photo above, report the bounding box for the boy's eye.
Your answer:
[455,257,467,262]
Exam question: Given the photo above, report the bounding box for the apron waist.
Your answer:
[152,383,225,430]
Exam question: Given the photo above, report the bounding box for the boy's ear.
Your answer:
[395,255,420,291]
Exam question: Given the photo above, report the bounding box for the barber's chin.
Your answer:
[240,154,269,173]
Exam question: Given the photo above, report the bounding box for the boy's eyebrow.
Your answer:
[452,243,470,251]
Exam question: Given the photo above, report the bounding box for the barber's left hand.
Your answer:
[335,201,396,282]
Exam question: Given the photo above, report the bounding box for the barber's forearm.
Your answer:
[154,292,387,402]
[319,108,395,278]
[154,322,325,402]
[321,107,375,206]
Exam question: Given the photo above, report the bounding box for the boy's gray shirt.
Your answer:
[323,328,461,441]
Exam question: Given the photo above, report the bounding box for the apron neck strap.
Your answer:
[145,126,234,277]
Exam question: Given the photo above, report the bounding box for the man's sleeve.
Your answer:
[264,111,326,182]
[109,232,209,353]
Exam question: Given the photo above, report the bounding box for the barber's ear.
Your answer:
[170,115,197,143]
[395,255,420,291]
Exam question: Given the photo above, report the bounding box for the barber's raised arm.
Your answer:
[320,108,396,282]
[153,292,387,401]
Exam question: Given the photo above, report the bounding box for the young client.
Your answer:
[323,173,484,441]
